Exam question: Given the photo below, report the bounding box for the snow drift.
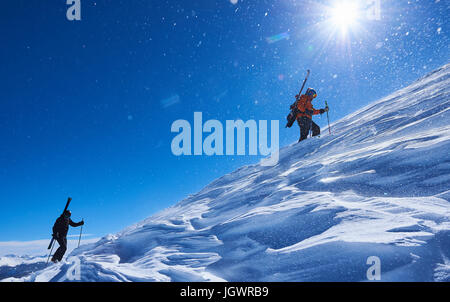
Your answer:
[3,63,450,282]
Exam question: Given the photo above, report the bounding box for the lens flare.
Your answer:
[329,1,360,33]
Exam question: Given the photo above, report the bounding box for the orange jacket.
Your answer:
[293,95,321,119]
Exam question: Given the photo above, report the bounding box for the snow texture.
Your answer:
[3,63,450,282]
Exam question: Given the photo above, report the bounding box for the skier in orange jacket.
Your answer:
[291,88,328,142]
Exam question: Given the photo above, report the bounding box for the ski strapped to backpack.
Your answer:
[286,69,310,128]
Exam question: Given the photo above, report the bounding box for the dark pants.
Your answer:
[52,236,67,262]
[297,116,320,142]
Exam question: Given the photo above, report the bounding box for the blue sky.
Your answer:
[0,0,448,242]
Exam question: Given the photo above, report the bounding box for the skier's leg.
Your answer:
[57,237,67,261]
[51,237,61,262]
[52,237,67,262]
[298,117,311,142]
[311,121,321,137]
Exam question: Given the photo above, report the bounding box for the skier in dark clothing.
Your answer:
[51,210,84,263]
[291,88,328,142]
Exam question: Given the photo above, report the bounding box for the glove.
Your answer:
[80,220,85,226]
[53,232,59,238]
[320,107,329,114]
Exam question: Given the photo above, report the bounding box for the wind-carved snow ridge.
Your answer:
[5,63,450,282]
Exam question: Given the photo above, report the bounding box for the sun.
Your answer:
[329,1,360,34]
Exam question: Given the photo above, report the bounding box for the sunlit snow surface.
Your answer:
[4,64,450,282]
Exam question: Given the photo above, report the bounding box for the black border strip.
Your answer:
[1,282,448,300]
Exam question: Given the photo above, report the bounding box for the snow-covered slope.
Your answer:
[0,255,47,281]
[6,64,450,282]
[0,238,100,281]
[0,255,46,267]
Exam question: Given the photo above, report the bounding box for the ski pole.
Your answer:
[325,101,331,134]
[77,219,83,248]
[46,238,56,265]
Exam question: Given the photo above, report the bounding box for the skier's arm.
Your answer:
[314,105,329,115]
[69,219,84,227]
[312,107,323,115]
[52,218,61,237]
[52,225,58,238]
